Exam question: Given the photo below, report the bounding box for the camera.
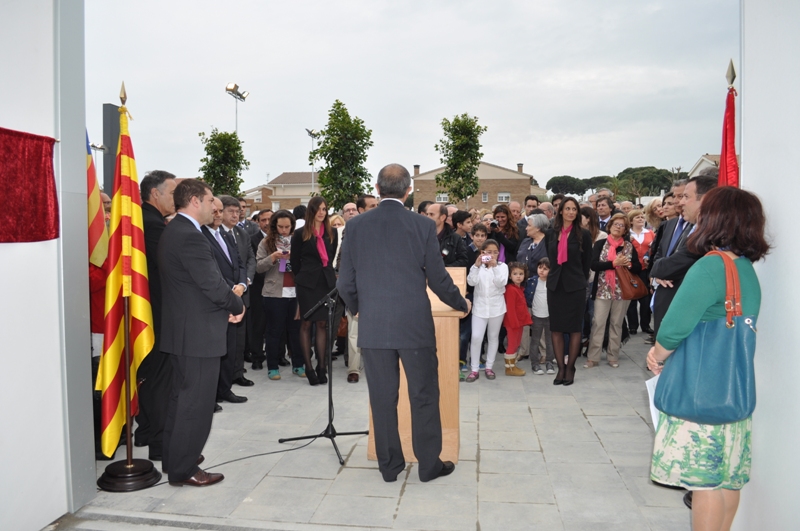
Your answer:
[481,255,492,263]
[490,220,499,229]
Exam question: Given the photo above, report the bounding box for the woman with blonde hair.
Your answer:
[644,198,663,230]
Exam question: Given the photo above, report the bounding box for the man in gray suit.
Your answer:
[337,164,471,483]
[159,179,244,487]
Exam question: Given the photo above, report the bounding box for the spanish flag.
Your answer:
[87,132,108,267]
[96,101,155,457]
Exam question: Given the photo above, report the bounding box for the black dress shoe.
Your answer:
[252,360,264,370]
[553,379,564,385]
[629,329,638,335]
[277,357,290,367]
[433,461,456,480]
[683,491,693,509]
[317,367,328,385]
[233,376,254,387]
[220,392,248,403]
[133,439,147,448]
[214,403,222,413]
[307,368,319,386]
[243,352,253,363]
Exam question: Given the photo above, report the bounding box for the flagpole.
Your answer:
[123,297,133,466]
[97,84,161,492]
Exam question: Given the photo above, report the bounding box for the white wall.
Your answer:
[734,1,800,529]
[0,1,93,529]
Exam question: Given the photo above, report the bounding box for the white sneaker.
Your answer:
[532,366,544,375]
[546,363,555,374]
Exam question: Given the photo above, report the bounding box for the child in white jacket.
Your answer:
[466,239,508,382]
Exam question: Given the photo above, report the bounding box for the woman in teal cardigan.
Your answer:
[646,186,770,531]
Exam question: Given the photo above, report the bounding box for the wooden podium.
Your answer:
[367,267,466,464]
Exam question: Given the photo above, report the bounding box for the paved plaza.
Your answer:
[53,333,688,531]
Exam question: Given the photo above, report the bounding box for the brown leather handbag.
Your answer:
[617,267,648,300]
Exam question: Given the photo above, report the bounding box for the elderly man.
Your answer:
[342,202,358,221]
[539,202,555,220]
[425,203,469,267]
[136,170,177,460]
[337,163,470,483]
[159,179,244,486]
[620,201,634,215]
[446,204,459,227]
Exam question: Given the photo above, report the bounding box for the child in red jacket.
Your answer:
[503,262,532,376]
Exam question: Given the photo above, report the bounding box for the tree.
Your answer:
[584,175,612,191]
[404,192,414,209]
[198,127,250,196]
[617,167,674,197]
[309,100,374,210]
[546,175,587,195]
[434,113,487,206]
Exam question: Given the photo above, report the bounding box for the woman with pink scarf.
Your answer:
[544,197,593,385]
[585,213,641,369]
[290,196,338,385]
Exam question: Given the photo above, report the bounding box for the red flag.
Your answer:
[719,87,739,187]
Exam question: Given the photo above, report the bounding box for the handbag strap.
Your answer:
[706,250,742,327]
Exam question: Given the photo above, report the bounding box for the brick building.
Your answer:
[262,171,318,212]
[413,161,546,209]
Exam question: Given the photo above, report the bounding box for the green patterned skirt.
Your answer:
[650,412,752,490]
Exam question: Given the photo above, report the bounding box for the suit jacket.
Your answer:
[544,227,593,293]
[337,199,468,350]
[202,225,246,291]
[142,202,167,339]
[290,225,338,291]
[158,214,243,358]
[650,220,700,324]
[222,224,256,306]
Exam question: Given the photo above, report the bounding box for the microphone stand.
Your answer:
[278,287,368,464]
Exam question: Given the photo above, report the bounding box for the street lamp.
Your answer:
[89,143,107,186]
[225,82,249,134]
[306,128,318,194]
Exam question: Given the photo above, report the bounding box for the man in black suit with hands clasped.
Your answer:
[337,164,471,483]
[159,179,244,487]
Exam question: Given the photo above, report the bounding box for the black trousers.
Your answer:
[134,348,172,456]
[362,347,445,482]
[163,355,219,482]
[262,297,303,371]
[233,314,247,380]
[217,323,238,398]
[249,291,267,363]
[626,272,652,332]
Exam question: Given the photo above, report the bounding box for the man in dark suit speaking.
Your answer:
[159,179,245,487]
[337,164,471,483]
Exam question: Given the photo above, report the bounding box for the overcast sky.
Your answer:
[85,0,740,192]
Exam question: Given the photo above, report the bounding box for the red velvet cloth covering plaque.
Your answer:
[0,127,59,242]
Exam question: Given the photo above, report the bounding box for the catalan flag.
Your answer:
[87,132,108,267]
[96,102,155,457]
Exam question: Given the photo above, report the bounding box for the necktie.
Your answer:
[599,220,607,231]
[667,218,686,256]
[215,230,231,262]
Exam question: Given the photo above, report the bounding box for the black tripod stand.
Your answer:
[278,287,368,464]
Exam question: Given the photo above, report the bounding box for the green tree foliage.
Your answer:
[617,167,675,197]
[198,127,250,196]
[546,175,587,195]
[309,100,374,210]
[404,192,415,209]
[585,176,612,191]
[434,113,487,205]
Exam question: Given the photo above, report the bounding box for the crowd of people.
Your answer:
[86,163,767,530]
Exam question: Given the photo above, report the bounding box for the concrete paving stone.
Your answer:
[581,400,639,417]
[395,484,477,530]
[479,414,537,432]
[534,420,599,443]
[328,467,404,497]
[531,407,588,426]
[268,445,345,480]
[343,443,380,469]
[479,449,546,475]
[639,506,691,531]
[151,486,252,518]
[249,475,333,496]
[540,439,611,464]
[87,492,169,513]
[479,473,555,504]
[309,493,397,527]
[480,429,541,452]
[479,388,529,403]
[547,462,625,490]
[588,415,653,439]
[478,501,563,531]
[460,439,479,461]
[405,459,478,486]
[479,400,532,417]
[229,495,323,523]
[239,421,313,443]
[525,395,581,410]
[460,406,479,421]
[621,474,687,508]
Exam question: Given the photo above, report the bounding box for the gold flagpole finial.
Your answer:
[726,59,736,87]
[120,82,127,105]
